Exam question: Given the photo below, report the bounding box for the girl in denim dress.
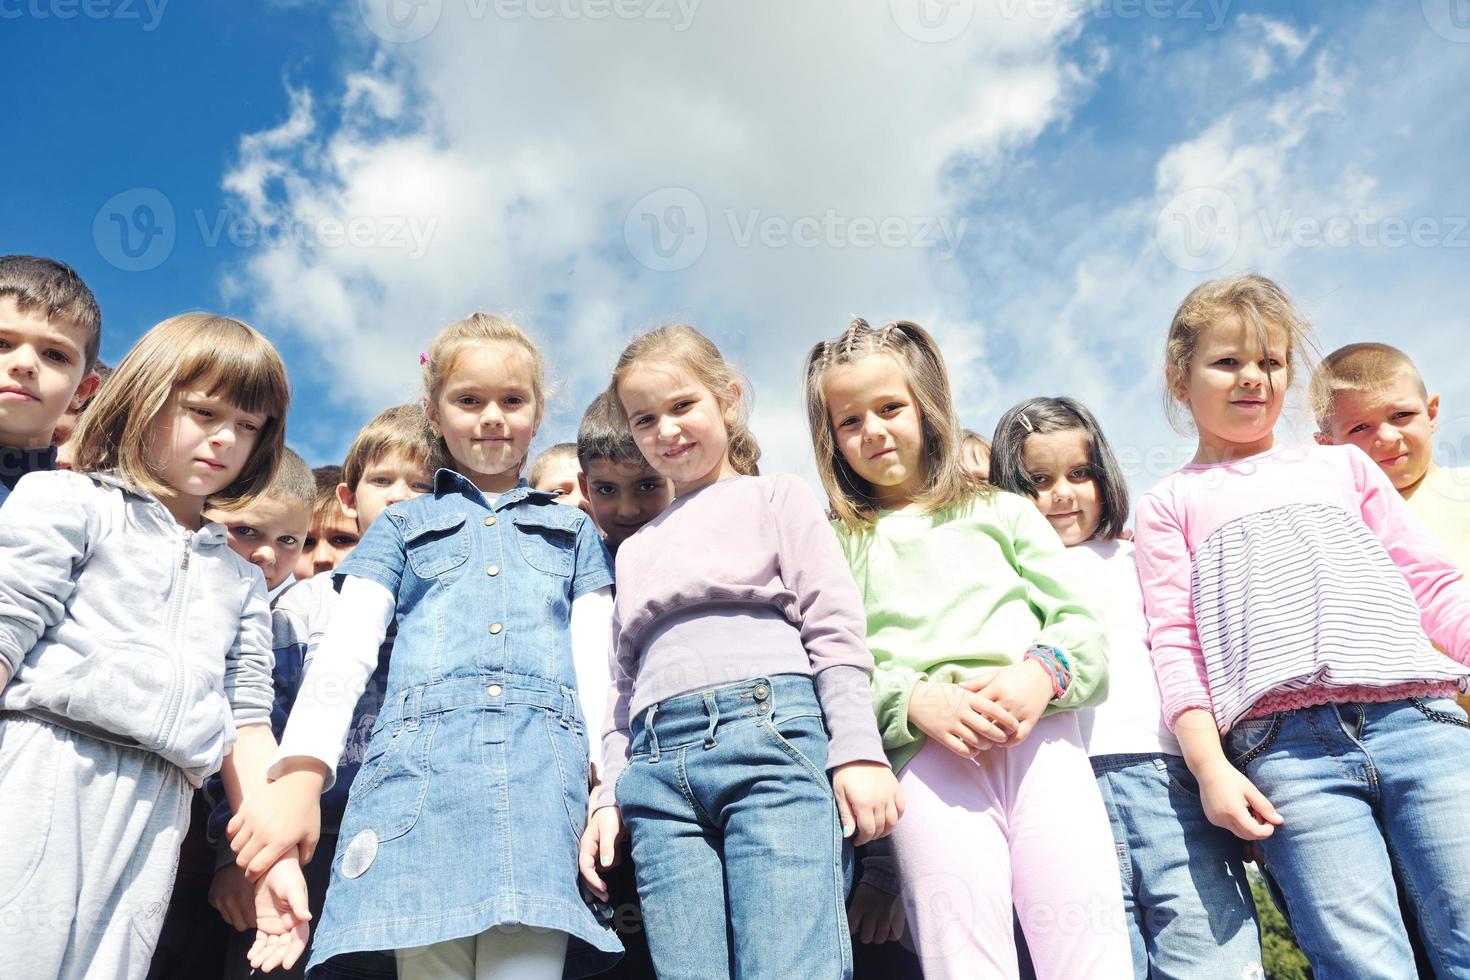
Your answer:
[230,313,621,979]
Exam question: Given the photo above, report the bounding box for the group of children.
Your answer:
[1,252,1468,980]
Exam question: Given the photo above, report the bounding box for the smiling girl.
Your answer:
[1134,275,1470,977]
[229,313,622,979]
[0,313,305,979]
[580,323,900,980]
[804,318,1129,979]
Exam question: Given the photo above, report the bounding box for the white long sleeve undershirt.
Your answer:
[270,576,614,789]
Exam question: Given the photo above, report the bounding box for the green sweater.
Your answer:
[835,489,1109,772]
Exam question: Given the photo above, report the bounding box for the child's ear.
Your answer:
[335,482,358,519]
[723,380,742,424]
[69,371,101,412]
[577,471,590,500]
[1313,431,1334,446]
[1428,393,1441,431]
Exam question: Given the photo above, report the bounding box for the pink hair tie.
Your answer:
[419,352,430,366]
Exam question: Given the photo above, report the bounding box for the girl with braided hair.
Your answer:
[579,323,901,979]
[805,318,1131,979]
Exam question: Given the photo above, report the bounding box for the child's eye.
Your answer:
[190,406,213,418]
[1264,358,1283,369]
[881,402,903,414]
[1393,411,1416,421]
[329,535,359,547]
[638,481,662,493]
[595,485,616,497]
[412,481,434,493]
[505,396,525,407]
[240,421,260,434]
[457,395,479,407]
[1215,358,1237,367]
[633,415,653,428]
[1070,467,1092,480]
[673,400,694,412]
[370,476,391,486]
[1348,423,1369,435]
[280,535,299,546]
[837,416,858,429]
[302,536,318,549]
[1030,474,1050,488]
[233,526,259,539]
[45,349,72,365]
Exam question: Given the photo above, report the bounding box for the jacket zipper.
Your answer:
[159,525,193,746]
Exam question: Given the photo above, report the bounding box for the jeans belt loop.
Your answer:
[644,704,660,763]
[703,691,720,749]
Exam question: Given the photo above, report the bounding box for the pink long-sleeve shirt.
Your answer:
[1133,444,1470,732]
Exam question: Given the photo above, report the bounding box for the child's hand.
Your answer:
[246,849,312,973]
[847,882,906,945]
[1196,760,1284,841]
[578,805,624,901]
[832,761,903,846]
[228,761,327,880]
[907,680,1018,758]
[960,660,1055,747]
[209,862,258,932]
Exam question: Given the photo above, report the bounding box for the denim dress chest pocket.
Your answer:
[404,512,470,581]
[513,508,578,578]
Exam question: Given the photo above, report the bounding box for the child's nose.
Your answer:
[251,545,274,569]
[5,344,39,377]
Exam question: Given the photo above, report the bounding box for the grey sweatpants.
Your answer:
[0,715,191,980]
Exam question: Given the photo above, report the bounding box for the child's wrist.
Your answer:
[273,757,330,787]
[1022,645,1071,700]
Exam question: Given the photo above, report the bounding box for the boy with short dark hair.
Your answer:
[576,391,672,552]
[530,440,590,514]
[0,255,102,504]
[295,468,361,582]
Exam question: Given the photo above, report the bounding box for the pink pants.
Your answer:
[891,712,1133,979]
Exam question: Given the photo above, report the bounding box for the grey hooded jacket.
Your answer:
[0,470,274,786]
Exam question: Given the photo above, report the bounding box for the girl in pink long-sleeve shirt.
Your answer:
[1133,274,1470,978]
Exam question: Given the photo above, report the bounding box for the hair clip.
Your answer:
[1017,412,1035,433]
[419,352,430,366]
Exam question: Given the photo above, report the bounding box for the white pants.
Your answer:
[395,926,570,980]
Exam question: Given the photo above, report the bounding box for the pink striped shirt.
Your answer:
[1133,444,1470,732]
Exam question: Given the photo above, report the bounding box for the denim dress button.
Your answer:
[487,684,503,697]
[486,564,500,576]
[489,623,503,634]
[483,516,496,526]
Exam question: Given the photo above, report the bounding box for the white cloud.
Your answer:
[220,0,1102,475]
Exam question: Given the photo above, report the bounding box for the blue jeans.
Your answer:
[617,675,854,980]
[1092,753,1263,979]
[1225,697,1470,979]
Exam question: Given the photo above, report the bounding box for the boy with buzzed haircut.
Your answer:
[295,467,361,582]
[576,390,672,553]
[1315,343,1470,712]
[531,440,591,514]
[207,447,316,599]
[205,404,439,980]
[0,255,102,505]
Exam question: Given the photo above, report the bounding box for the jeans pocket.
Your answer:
[1408,696,1470,729]
[344,715,436,844]
[757,712,831,786]
[513,511,577,577]
[1224,714,1283,768]
[403,512,469,579]
[1162,756,1203,799]
[544,711,592,845]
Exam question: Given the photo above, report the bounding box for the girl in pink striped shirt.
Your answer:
[1133,274,1470,978]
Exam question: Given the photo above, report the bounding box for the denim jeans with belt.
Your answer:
[617,674,854,980]
[1225,696,1470,980]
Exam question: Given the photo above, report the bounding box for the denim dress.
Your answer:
[304,472,619,977]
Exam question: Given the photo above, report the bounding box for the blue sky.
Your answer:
[4,0,1468,497]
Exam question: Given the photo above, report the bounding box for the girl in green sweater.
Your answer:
[803,318,1131,980]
